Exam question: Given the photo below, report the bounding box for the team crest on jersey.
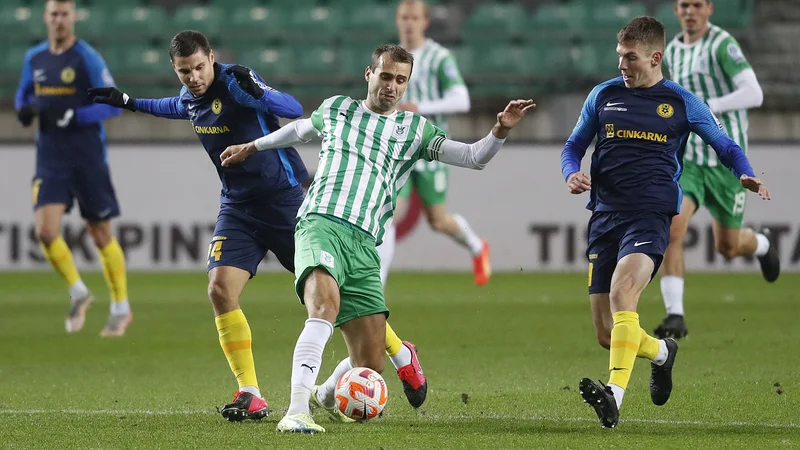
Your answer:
[605,123,614,138]
[60,67,75,84]
[727,43,745,64]
[212,98,222,114]
[395,124,408,137]
[657,103,674,118]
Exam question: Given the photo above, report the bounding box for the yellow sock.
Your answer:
[99,238,128,302]
[216,309,258,389]
[385,322,403,357]
[637,327,660,360]
[40,236,81,286]
[608,311,641,390]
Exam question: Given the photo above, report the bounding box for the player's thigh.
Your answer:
[415,161,448,206]
[207,205,268,278]
[293,215,349,315]
[255,185,305,274]
[705,166,747,231]
[589,293,613,348]
[207,265,252,315]
[72,165,121,223]
[335,229,388,329]
[587,212,622,296]
[340,313,387,373]
[33,174,72,242]
[678,161,706,212]
[613,211,671,310]
[668,194,698,245]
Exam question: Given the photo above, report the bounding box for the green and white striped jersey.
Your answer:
[664,23,753,167]
[404,38,466,131]
[300,95,446,244]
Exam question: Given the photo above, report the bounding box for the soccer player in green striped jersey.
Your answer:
[656,0,780,340]
[220,45,535,434]
[375,0,491,290]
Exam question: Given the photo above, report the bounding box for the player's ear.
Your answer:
[208,49,215,65]
[365,66,371,82]
[651,51,662,67]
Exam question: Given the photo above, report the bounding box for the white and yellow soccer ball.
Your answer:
[335,367,388,421]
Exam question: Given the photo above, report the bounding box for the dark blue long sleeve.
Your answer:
[15,45,39,111]
[224,67,303,118]
[134,96,190,120]
[670,80,756,179]
[74,42,122,124]
[561,84,601,181]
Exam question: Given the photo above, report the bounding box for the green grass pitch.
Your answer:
[1,272,798,448]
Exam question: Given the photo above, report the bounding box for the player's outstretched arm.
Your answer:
[88,87,189,120]
[225,65,303,118]
[681,88,770,200]
[220,118,319,167]
[430,99,535,170]
[561,85,602,194]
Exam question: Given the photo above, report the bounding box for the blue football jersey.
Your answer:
[561,77,754,214]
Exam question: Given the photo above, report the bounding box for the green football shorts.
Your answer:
[398,159,448,206]
[680,161,747,229]
[294,213,388,327]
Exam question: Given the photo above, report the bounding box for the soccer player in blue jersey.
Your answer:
[15,0,131,337]
[561,16,770,429]
[89,30,307,422]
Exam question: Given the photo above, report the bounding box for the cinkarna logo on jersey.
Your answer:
[614,128,667,143]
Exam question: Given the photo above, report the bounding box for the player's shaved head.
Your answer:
[370,45,414,73]
[169,30,211,61]
[617,16,666,55]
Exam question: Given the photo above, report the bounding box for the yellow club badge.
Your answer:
[60,66,75,84]
[212,98,222,114]
[657,103,674,118]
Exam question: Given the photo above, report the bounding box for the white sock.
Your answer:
[69,280,89,301]
[110,299,130,316]
[452,214,484,256]
[755,233,770,257]
[660,276,685,316]
[608,383,625,409]
[240,385,262,398]
[389,344,412,369]
[317,357,353,408]
[286,318,333,416]
[376,225,396,287]
[652,340,669,366]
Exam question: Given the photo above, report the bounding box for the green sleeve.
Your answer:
[310,102,325,131]
[437,54,465,92]
[716,35,752,78]
[417,119,447,161]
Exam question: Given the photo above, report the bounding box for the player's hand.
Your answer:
[567,172,591,194]
[497,99,536,129]
[87,87,137,112]
[220,142,257,167]
[740,174,770,200]
[17,105,37,127]
[225,65,264,99]
[397,103,419,113]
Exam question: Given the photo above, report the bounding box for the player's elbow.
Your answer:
[283,96,304,119]
[751,85,764,108]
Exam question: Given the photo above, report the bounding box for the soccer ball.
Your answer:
[335,367,388,421]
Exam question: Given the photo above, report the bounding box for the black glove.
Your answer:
[87,87,137,111]
[225,65,264,99]
[17,105,37,127]
[39,108,76,129]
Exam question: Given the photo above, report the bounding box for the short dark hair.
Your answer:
[370,44,414,72]
[617,16,666,53]
[169,30,211,60]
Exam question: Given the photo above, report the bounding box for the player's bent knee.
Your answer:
[207,278,238,312]
[596,330,611,349]
[715,241,738,260]
[35,228,59,246]
[86,223,113,248]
